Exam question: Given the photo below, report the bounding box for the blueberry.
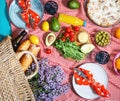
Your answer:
[95,51,110,64]
[45,4,51,9]
[45,1,58,15]
[50,9,56,15]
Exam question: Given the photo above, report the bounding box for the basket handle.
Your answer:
[16,51,39,79]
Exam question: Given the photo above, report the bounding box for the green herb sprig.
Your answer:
[54,39,85,61]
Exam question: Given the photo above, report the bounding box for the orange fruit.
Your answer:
[115,28,120,39]
[115,58,120,70]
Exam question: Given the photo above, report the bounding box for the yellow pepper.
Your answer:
[58,13,86,26]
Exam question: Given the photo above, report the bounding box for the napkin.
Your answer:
[0,0,11,41]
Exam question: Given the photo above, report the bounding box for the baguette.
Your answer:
[17,40,31,51]
[20,44,40,71]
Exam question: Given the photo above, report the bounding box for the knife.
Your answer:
[74,68,88,80]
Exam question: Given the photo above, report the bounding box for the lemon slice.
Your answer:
[29,35,40,45]
[81,44,95,54]
[78,32,89,43]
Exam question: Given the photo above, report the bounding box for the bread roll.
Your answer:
[17,40,31,51]
[20,44,40,71]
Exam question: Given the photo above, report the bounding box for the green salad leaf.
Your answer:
[54,39,85,61]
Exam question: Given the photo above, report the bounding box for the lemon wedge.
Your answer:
[81,44,95,54]
[29,35,40,45]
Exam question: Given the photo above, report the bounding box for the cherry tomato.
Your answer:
[65,27,71,33]
[69,36,75,42]
[61,37,66,42]
[73,26,80,31]
[69,31,75,36]
[64,32,69,37]
[45,48,52,54]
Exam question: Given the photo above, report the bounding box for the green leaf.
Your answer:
[54,39,85,60]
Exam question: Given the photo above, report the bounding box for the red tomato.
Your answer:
[69,36,75,42]
[45,48,52,54]
[69,31,75,36]
[73,26,80,31]
[64,32,69,37]
[61,37,66,42]
[65,27,71,33]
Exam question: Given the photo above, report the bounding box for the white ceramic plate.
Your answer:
[9,0,44,28]
[72,63,108,100]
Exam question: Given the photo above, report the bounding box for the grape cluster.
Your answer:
[95,51,110,64]
[29,58,70,101]
[45,1,58,15]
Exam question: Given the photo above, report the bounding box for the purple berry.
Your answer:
[95,51,110,64]
[45,1,58,15]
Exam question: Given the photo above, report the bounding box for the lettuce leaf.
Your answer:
[54,39,85,61]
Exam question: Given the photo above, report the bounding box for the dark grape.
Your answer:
[95,51,110,64]
[45,1,58,15]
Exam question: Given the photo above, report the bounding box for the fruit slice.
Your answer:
[77,31,89,43]
[115,58,120,70]
[115,28,120,39]
[45,32,56,47]
[81,44,95,54]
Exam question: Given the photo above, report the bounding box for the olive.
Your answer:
[95,31,110,47]
[98,35,102,40]
[101,40,104,43]
[95,38,99,43]
[97,42,100,45]
[103,43,107,46]
[105,39,107,42]
[106,37,109,40]
[103,34,106,37]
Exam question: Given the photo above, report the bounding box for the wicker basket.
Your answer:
[0,36,35,101]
